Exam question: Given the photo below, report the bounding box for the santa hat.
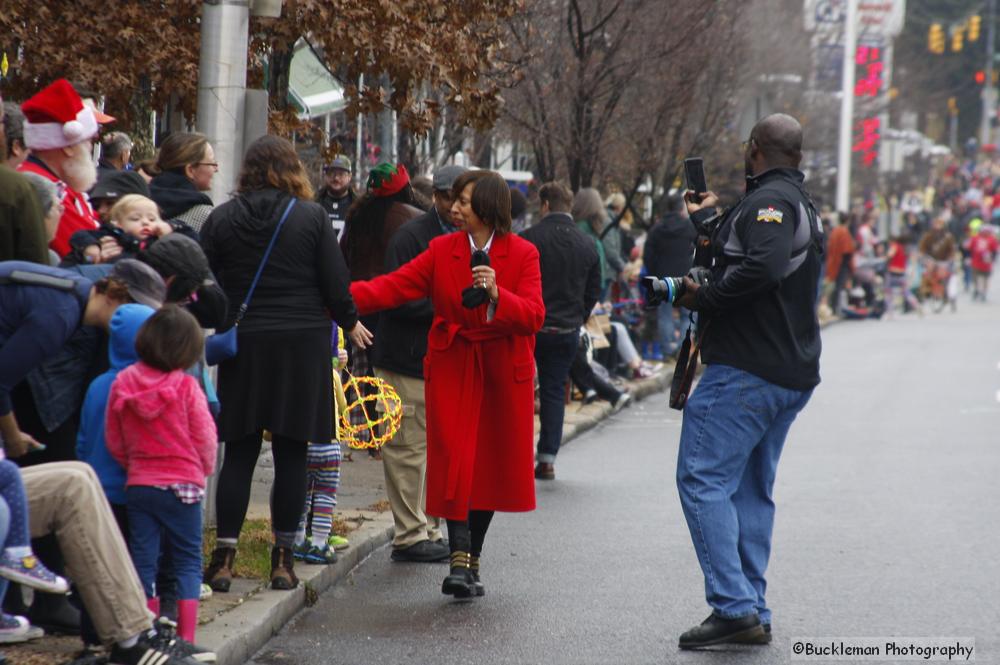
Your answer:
[367,163,410,197]
[21,79,99,150]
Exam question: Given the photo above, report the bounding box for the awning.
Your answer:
[288,40,346,119]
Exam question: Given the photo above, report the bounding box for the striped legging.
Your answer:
[295,442,341,545]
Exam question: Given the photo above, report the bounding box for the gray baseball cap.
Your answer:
[109,258,167,308]
[432,165,469,192]
[323,155,352,173]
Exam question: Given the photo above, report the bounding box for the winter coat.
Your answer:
[149,171,214,233]
[106,362,218,489]
[77,304,155,504]
[350,231,545,520]
[200,188,358,334]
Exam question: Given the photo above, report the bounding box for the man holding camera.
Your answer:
[670,114,823,649]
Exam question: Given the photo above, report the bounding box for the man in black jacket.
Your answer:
[316,155,355,240]
[521,182,601,481]
[643,193,696,357]
[373,164,467,563]
[670,114,823,649]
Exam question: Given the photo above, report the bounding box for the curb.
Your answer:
[199,515,394,665]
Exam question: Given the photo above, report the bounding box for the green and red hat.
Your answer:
[366,162,410,197]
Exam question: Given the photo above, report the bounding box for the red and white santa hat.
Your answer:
[21,79,99,151]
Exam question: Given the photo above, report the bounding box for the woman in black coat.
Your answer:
[200,136,371,591]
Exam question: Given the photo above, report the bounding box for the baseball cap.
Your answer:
[323,155,352,173]
[90,170,150,201]
[138,234,211,302]
[109,258,167,308]
[432,165,468,192]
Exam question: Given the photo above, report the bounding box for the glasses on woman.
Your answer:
[195,162,220,170]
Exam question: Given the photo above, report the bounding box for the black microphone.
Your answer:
[470,249,490,269]
[463,249,491,308]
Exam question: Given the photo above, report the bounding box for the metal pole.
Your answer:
[836,0,859,213]
[196,0,250,205]
[356,74,364,188]
[982,0,997,147]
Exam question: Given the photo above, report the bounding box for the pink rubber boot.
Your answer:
[176,598,199,642]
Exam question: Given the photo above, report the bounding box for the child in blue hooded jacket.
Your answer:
[77,303,156,532]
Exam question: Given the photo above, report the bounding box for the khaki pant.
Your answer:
[374,368,443,548]
[22,462,152,643]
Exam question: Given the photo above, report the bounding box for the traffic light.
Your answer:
[969,15,981,41]
[929,23,945,54]
[948,97,959,116]
[952,27,964,52]
[976,70,986,84]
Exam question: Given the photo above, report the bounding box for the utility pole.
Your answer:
[836,0,858,213]
[196,0,250,205]
[981,0,997,147]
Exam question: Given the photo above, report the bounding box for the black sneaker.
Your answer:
[150,617,217,663]
[108,629,201,665]
[391,540,450,563]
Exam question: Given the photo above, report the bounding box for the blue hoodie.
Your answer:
[76,304,155,504]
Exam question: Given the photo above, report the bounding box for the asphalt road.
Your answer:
[251,298,1000,665]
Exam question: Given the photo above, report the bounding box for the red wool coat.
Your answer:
[351,231,545,520]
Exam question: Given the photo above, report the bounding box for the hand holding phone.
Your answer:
[684,158,708,197]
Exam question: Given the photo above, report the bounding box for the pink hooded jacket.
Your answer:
[106,362,217,489]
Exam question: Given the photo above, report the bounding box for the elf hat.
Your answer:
[21,79,99,151]
[367,162,410,197]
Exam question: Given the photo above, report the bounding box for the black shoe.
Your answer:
[470,556,485,597]
[678,613,763,649]
[151,616,217,662]
[29,592,81,636]
[109,629,201,664]
[734,621,771,644]
[534,462,555,480]
[441,552,475,598]
[391,539,450,563]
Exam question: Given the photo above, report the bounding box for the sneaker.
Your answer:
[199,584,213,601]
[390,539,450,563]
[292,542,312,562]
[0,553,69,594]
[327,534,350,551]
[109,629,203,665]
[0,613,43,643]
[302,544,337,565]
[151,617,217,663]
[613,392,632,413]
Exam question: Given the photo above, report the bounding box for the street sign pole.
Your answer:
[836,0,859,213]
[982,0,997,147]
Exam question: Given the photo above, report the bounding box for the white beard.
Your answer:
[61,143,98,193]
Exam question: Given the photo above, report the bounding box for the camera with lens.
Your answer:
[642,266,712,309]
[107,226,142,253]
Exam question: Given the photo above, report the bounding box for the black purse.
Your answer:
[205,198,297,365]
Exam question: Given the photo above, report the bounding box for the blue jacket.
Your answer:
[0,261,92,417]
[76,304,154,504]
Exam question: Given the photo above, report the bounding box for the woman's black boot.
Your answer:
[441,551,475,598]
[470,555,485,597]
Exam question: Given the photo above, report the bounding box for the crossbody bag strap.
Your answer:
[233,197,297,325]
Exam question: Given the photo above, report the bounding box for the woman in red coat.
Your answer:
[351,170,544,598]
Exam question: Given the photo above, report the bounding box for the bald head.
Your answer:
[750,113,803,169]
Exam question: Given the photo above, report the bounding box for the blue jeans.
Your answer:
[657,306,690,356]
[676,364,812,623]
[534,332,580,463]
[127,487,203,600]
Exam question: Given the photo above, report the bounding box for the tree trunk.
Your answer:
[268,48,294,112]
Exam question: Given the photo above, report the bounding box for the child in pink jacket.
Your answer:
[106,305,217,644]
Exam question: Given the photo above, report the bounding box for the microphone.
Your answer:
[470,249,490,269]
[463,249,491,308]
